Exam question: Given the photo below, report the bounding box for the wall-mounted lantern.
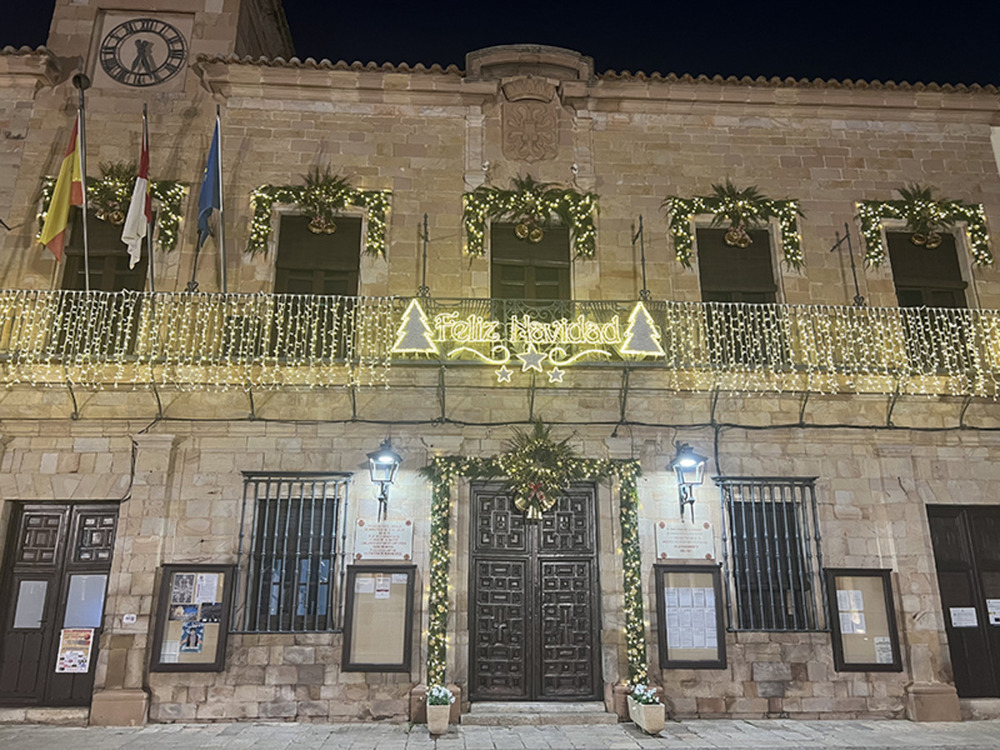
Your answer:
[367,439,402,521]
[668,442,708,521]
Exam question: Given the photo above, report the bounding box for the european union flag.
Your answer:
[197,122,220,248]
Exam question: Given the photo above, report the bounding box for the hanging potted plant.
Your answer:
[300,166,352,234]
[895,184,957,249]
[627,683,665,735]
[704,180,783,248]
[89,161,136,225]
[426,684,454,735]
[463,174,599,256]
[495,419,588,522]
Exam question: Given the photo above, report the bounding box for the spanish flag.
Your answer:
[39,115,84,261]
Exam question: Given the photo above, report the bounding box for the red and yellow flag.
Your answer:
[39,115,84,261]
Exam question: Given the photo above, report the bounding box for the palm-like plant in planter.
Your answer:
[706,180,782,248]
[482,174,566,243]
[300,166,352,234]
[896,184,957,249]
[90,161,138,225]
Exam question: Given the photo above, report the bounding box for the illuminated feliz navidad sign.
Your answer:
[392,299,664,382]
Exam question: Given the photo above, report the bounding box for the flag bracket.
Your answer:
[65,380,80,421]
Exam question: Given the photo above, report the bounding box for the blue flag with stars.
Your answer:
[196,121,220,248]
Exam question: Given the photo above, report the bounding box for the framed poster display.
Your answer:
[825,568,902,672]
[342,564,416,672]
[654,564,726,669]
[150,564,234,672]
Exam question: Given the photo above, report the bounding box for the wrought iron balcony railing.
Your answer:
[0,289,998,397]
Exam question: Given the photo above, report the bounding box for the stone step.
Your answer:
[463,701,618,726]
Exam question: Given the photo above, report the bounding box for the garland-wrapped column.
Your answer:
[616,467,647,684]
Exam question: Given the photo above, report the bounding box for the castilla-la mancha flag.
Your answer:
[39,115,84,261]
[121,112,153,269]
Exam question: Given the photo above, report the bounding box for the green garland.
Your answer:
[664,195,804,269]
[38,167,186,252]
[856,194,992,267]
[463,175,598,258]
[247,183,391,257]
[419,444,645,687]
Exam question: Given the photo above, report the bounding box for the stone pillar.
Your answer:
[90,433,177,726]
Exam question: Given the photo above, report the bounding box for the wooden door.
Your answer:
[0,503,118,706]
[927,505,1000,697]
[469,483,601,701]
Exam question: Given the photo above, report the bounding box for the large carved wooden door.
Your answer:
[0,503,118,706]
[470,482,601,701]
[927,505,1000,698]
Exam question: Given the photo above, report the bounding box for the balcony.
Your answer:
[0,290,997,398]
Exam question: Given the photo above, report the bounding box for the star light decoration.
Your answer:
[419,436,645,688]
[516,346,546,372]
[38,173,186,253]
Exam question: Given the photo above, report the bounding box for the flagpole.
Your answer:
[143,104,156,294]
[216,104,227,293]
[72,68,91,292]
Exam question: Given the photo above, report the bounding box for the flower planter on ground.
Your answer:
[426,702,450,734]
[627,694,665,735]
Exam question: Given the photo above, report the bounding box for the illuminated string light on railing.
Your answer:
[1,294,999,398]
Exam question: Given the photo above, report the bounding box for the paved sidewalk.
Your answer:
[2,719,1000,749]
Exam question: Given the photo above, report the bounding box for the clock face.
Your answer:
[99,18,187,87]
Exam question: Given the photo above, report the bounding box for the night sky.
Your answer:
[5,1,1000,87]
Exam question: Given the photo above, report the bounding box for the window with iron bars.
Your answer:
[235,472,351,633]
[717,477,827,631]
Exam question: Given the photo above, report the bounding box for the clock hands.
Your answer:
[131,39,155,76]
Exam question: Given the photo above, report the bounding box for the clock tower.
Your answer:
[44,0,293,93]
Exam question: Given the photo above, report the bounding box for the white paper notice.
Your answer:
[692,588,706,608]
[355,576,375,594]
[950,607,978,628]
[666,612,681,648]
[837,590,851,611]
[391,573,408,585]
[374,574,391,600]
[840,612,855,635]
[195,574,219,604]
[874,636,894,664]
[664,588,679,609]
[987,599,1000,626]
[678,588,693,608]
[705,587,715,607]
[849,590,864,611]
[160,641,180,664]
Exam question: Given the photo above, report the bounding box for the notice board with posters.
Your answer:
[654,563,727,669]
[825,568,902,672]
[342,564,416,672]
[150,564,234,672]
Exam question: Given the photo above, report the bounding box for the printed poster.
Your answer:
[180,621,205,653]
[987,599,1000,626]
[874,636,894,664]
[375,574,391,600]
[195,573,219,604]
[55,628,94,673]
[170,573,195,605]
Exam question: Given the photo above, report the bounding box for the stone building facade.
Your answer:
[1,0,1000,728]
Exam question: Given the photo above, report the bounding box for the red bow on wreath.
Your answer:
[515,482,547,521]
